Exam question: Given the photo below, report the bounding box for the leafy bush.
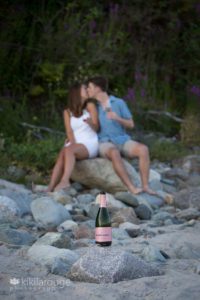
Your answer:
[180,114,200,146]
[149,140,189,162]
[5,137,64,172]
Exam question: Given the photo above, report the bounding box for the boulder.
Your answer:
[114,192,139,207]
[71,158,140,193]
[27,244,79,272]
[31,196,71,228]
[0,179,29,193]
[57,220,78,233]
[119,222,140,237]
[69,246,161,283]
[135,204,152,220]
[33,232,72,249]
[0,228,36,246]
[175,155,200,174]
[174,187,200,210]
[0,189,32,216]
[134,193,165,208]
[111,207,139,225]
[141,245,167,262]
[0,195,20,222]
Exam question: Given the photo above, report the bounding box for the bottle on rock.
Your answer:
[95,192,112,246]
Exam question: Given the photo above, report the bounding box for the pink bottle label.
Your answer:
[95,227,112,242]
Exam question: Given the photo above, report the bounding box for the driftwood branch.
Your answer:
[146,110,183,123]
[20,122,65,136]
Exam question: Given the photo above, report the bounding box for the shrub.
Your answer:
[5,137,64,172]
[149,140,188,162]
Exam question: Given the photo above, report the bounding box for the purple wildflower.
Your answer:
[110,3,119,17]
[141,88,146,98]
[195,3,200,14]
[190,85,200,97]
[124,88,135,102]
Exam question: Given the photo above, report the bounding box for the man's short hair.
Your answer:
[87,76,108,92]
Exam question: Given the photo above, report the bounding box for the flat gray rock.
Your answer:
[69,246,162,283]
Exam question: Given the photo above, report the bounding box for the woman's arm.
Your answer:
[85,102,99,132]
[63,109,76,143]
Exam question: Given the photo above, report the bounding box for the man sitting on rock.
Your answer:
[87,76,156,195]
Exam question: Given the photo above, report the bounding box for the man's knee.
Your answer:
[107,147,121,159]
[140,144,149,157]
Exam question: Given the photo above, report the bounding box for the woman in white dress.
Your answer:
[47,82,99,192]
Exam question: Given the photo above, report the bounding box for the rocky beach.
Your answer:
[0,155,200,300]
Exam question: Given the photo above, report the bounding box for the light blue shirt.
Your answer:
[97,95,132,145]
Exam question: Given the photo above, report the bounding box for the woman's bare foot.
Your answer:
[46,187,53,193]
[129,186,143,195]
[54,180,70,192]
[143,186,157,195]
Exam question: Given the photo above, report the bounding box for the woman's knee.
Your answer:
[63,146,74,156]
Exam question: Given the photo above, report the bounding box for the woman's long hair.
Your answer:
[67,83,83,117]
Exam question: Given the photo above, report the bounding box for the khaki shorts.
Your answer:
[99,140,138,158]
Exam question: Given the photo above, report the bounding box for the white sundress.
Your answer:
[64,109,99,158]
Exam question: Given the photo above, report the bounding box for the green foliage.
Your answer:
[0,0,199,142]
[4,137,64,172]
[149,140,188,162]
[180,114,200,146]
[0,97,30,141]
[29,85,45,96]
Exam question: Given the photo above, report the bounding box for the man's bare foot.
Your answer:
[143,186,157,195]
[54,181,70,192]
[129,186,143,195]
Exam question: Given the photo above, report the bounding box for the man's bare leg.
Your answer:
[106,147,142,195]
[127,142,157,195]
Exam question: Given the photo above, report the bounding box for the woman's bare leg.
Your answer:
[47,148,65,192]
[54,144,89,191]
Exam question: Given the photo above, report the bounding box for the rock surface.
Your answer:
[71,158,140,192]
[69,246,161,283]
[1,153,200,299]
[31,196,71,228]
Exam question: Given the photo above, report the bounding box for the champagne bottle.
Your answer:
[95,192,112,246]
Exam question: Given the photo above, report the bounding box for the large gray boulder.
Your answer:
[69,246,162,283]
[72,158,141,193]
[31,196,71,228]
[71,158,140,193]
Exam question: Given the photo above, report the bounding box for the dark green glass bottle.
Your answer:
[95,192,112,246]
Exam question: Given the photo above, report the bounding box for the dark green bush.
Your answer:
[5,137,64,172]
[149,140,189,162]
